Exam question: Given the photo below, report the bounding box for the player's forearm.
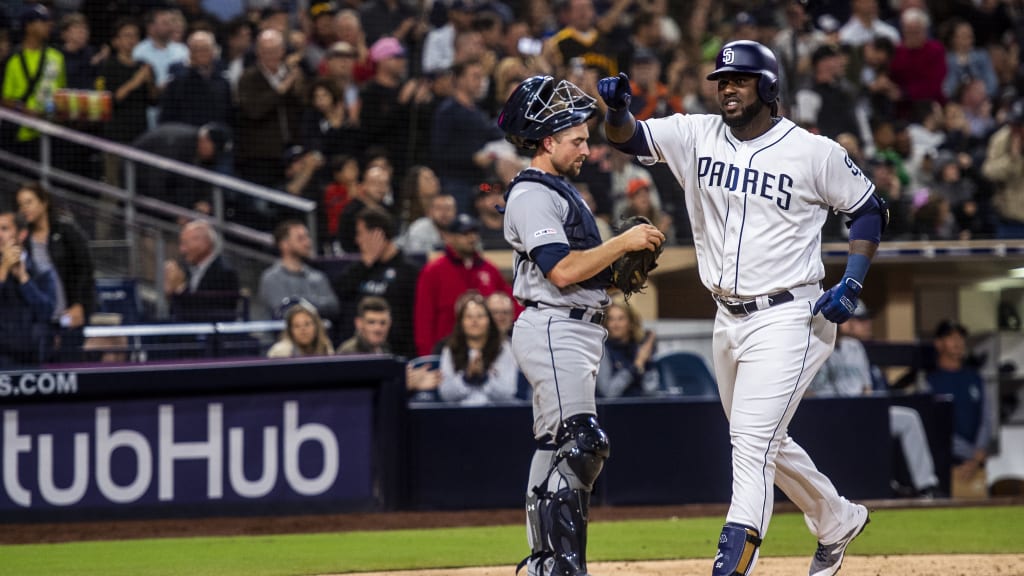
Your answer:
[547,236,630,289]
[604,113,636,144]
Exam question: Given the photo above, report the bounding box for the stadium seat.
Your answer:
[655,351,718,397]
[94,277,143,324]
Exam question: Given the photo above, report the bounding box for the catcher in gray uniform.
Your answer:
[498,76,665,576]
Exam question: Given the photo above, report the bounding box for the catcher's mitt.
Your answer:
[610,216,663,301]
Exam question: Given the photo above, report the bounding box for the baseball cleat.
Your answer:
[808,504,870,576]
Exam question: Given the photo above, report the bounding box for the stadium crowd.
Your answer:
[0,0,1019,424]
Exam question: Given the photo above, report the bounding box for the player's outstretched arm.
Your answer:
[547,224,664,289]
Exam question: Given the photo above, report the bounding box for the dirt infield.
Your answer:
[339,554,1024,576]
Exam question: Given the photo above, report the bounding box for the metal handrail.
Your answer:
[0,106,315,211]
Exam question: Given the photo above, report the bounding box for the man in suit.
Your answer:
[164,219,240,321]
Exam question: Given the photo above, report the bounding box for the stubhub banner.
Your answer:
[1,389,374,513]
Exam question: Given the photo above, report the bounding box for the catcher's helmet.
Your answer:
[707,40,780,105]
[498,75,597,150]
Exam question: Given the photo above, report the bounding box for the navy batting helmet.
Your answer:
[498,75,597,150]
[707,40,780,105]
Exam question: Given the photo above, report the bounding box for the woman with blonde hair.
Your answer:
[267,299,335,358]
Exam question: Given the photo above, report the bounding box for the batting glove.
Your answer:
[813,277,862,324]
[598,72,632,111]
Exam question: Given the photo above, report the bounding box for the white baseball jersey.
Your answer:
[635,115,874,298]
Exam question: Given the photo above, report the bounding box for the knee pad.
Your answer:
[713,523,761,576]
[554,414,610,491]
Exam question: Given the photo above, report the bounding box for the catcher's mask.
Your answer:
[498,75,597,150]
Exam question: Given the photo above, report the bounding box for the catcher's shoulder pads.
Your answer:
[509,171,610,288]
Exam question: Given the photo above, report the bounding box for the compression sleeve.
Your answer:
[530,243,571,276]
[607,123,652,157]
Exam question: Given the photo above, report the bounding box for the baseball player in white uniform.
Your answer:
[497,76,665,576]
[598,40,886,576]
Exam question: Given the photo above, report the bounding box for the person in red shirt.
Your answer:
[889,8,947,117]
[414,214,517,355]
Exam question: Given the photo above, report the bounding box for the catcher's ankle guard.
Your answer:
[712,523,762,576]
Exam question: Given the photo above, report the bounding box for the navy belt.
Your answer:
[713,289,795,317]
[524,301,605,325]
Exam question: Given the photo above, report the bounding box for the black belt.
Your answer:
[713,290,794,317]
[523,301,605,325]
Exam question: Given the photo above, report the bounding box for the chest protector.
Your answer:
[508,170,611,289]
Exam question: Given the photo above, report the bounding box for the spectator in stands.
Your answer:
[357,0,424,47]
[838,0,900,48]
[1,5,65,158]
[359,36,426,181]
[437,291,518,405]
[794,43,862,142]
[337,295,392,355]
[414,213,513,356]
[627,48,675,120]
[16,181,96,362]
[930,151,982,239]
[0,208,56,369]
[132,7,189,126]
[942,18,998,101]
[811,304,940,498]
[235,28,306,188]
[334,9,374,85]
[132,121,232,212]
[163,219,241,322]
[332,207,421,358]
[858,35,900,122]
[321,154,359,253]
[280,145,327,204]
[889,8,946,116]
[474,181,508,250]
[96,18,154,186]
[223,16,253,94]
[303,1,340,71]
[773,0,829,105]
[60,13,105,90]
[597,299,659,398]
[397,164,442,235]
[176,0,222,32]
[336,165,393,253]
[545,0,617,78]
[320,41,361,121]
[267,298,335,358]
[981,99,1024,239]
[421,0,477,75]
[485,290,515,338]
[400,193,456,253]
[301,77,359,160]
[621,178,674,240]
[925,320,993,491]
[258,219,339,321]
[159,30,232,128]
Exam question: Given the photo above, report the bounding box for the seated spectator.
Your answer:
[485,291,515,339]
[336,165,393,253]
[321,154,359,253]
[16,181,95,362]
[399,193,456,253]
[337,295,392,355]
[597,300,659,398]
[924,320,993,495]
[319,41,361,123]
[159,30,232,128]
[811,304,940,498]
[889,8,946,116]
[280,145,327,203]
[438,291,518,406]
[414,214,515,356]
[267,298,335,358]
[331,207,421,358]
[397,165,442,236]
[474,181,509,250]
[0,208,57,369]
[621,178,673,239]
[301,77,359,160]
[942,18,998,101]
[258,219,339,320]
[794,43,862,142]
[163,220,240,321]
[980,100,1024,239]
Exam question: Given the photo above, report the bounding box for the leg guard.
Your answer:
[712,523,762,576]
[519,414,610,576]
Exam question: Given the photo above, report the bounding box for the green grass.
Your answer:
[2,506,1022,576]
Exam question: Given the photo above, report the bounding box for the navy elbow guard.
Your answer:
[847,193,888,243]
